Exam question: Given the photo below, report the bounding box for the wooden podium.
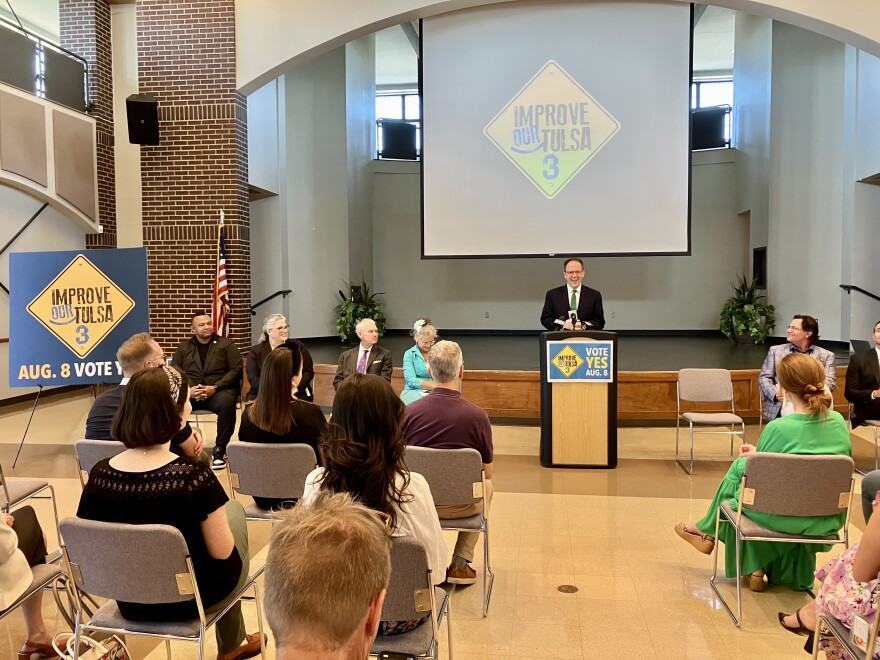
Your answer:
[539,331,618,468]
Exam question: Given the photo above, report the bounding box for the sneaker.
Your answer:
[445,562,477,585]
[211,450,227,470]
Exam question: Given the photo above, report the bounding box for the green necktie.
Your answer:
[570,289,577,310]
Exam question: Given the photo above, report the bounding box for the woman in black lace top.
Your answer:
[77,366,265,660]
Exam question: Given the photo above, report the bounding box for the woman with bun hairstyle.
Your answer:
[675,353,852,592]
[401,318,438,405]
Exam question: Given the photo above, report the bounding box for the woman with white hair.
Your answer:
[400,318,438,405]
[246,313,315,402]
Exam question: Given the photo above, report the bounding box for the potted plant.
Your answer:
[334,279,386,343]
[720,275,775,344]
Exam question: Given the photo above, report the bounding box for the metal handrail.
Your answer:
[840,284,880,304]
[250,289,292,316]
[0,15,91,105]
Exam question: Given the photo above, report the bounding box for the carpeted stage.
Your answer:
[301,333,852,422]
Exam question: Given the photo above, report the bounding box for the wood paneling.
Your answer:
[313,364,849,422]
[552,382,608,464]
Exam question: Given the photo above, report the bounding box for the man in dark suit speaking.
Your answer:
[845,321,880,428]
[540,257,605,331]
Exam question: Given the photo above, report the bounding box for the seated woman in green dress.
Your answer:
[400,318,438,405]
[675,352,852,592]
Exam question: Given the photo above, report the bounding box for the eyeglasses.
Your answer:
[375,511,393,535]
[565,270,584,276]
[273,325,290,331]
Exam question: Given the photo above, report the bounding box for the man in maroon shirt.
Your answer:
[403,340,494,585]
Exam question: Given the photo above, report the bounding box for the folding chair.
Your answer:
[709,453,854,627]
[74,439,126,488]
[60,517,266,660]
[675,369,745,473]
[370,536,452,660]
[0,564,67,626]
[405,446,493,616]
[811,590,880,659]
[0,461,60,555]
[226,442,318,521]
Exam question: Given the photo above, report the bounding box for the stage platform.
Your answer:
[300,333,853,422]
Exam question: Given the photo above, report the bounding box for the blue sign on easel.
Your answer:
[9,248,149,387]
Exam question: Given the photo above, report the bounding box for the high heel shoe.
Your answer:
[778,611,812,636]
[18,639,58,659]
[746,571,765,592]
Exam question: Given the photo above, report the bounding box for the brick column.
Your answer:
[59,0,117,248]
[137,0,250,351]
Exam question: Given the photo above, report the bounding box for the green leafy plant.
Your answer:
[720,275,775,344]
[334,279,386,343]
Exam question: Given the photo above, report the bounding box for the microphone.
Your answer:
[569,310,578,325]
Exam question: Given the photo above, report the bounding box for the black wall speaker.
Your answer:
[691,106,728,151]
[381,121,417,160]
[126,94,159,145]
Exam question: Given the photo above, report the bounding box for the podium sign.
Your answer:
[546,340,613,382]
[540,331,618,468]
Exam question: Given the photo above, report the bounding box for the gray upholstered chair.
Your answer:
[0,563,67,628]
[226,442,318,521]
[59,517,266,660]
[709,453,854,627]
[370,536,452,660]
[675,368,745,473]
[0,462,60,556]
[74,439,126,488]
[811,592,880,659]
[404,446,493,616]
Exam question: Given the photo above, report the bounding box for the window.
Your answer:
[691,79,733,148]
[376,92,420,160]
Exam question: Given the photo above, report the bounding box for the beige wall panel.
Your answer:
[0,92,48,186]
[53,110,96,220]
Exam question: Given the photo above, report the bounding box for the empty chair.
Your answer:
[73,439,126,488]
[675,368,745,473]
[405,446,493,616]
[709,453,854,627]
[226,442,318,519]
[60,517,266,660]
[371,536,452,660]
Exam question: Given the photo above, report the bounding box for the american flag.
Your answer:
[212,212,231,336]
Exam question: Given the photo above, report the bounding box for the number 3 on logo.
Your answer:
[75,325,89,345]
[542,154,560,180]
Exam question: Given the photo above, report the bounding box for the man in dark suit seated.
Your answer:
[332,318,393,390]
[847,321,880,520]
[846,321,880,428]
[85,332,204,459]
[540,257,605,331]
[172,312,242,470]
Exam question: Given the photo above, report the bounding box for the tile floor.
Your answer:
[0,388,874,659]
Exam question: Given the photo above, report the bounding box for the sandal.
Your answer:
[674,523,715,555]
[18,639,59,659]
[778,610,812,636]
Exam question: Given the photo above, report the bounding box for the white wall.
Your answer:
[0,186,85,398]
[733,12,772,256]
[372,151,746,330]
[236,0,880,95]
[345,35,376,284]
[282,49,350,337]
[110,3,142,249]
[767,23,846,339]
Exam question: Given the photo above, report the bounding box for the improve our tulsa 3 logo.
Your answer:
[484,60,620,199]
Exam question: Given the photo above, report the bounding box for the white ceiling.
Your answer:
[375,5,736,87]
[0,0,59,41]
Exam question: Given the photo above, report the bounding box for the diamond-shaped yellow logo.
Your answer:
[484,60,620,198]
[551,345,584,378]
[27,255,135,359]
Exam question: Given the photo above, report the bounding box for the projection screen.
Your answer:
[421,2,692,258]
